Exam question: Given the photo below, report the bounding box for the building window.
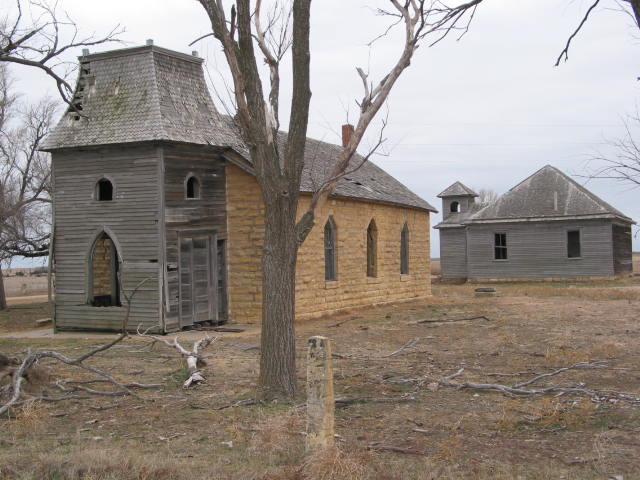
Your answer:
[400,222,409,275]
[89,232,121,307]
[324,216,337,281]
[96,178,113,201]
[186,175,200,199]
[567,230,581,258]
[450,201,460,213]
[494,232,507,260]
[367,219,377,277]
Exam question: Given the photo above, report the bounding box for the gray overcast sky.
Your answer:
[8,0,640,263]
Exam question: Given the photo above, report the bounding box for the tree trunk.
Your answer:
[258,193,299,400]
[0,263,6,310]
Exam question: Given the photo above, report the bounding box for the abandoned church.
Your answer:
[435,165,635,281]
[41,43,437,332]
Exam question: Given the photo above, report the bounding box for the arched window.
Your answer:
[366,219,377,278]
[400,222,409,275]
[324,217,337,281]
[89,232,121,307]
[450,201,460,213]
[186,175,200,199]
[96,178,113,201]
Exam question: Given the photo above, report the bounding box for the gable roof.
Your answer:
[437,181,478,198]
[42,44,435,213]
[469,165,633,224]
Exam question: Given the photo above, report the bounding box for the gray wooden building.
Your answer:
[41,43,435,332]
[434,165,635,280]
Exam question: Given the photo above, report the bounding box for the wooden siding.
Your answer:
[439,227,468,278]
[612,223,633,276]
[466,219,615,279]
[162,145,227,330]
[442,197,475,221]
[52,146,162,331]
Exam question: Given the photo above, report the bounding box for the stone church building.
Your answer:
[42,43,436,332]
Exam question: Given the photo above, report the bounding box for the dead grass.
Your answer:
[1,448,185,480]
[0,301,51,333]
[1,280,640,479]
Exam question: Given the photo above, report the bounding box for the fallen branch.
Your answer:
[431,361,640,402]
[137,328,218,388]
[335,396,415,408]
[416,316,490,324]
[1,279,158,416]
[215,398,262,410]
[367,444,427,455]
[327,316,359,328]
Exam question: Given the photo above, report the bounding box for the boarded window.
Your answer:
[324,217,337,281]
[567,230,581,258]
[89,232,120,307]
[96,178,113,201]
[450,201,460,213]
[186,175,200,199]
[367,219,377,277]
[494,233,507,260]
[400,222,409,275]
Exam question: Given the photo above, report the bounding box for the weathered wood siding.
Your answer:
[612,222,633,275]
[162,145,227,330]
[442,197,475,220]
[439,227,468,278]
[53,145,162,331]
[466,219,615,279]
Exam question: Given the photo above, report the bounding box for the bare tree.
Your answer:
[0,0,122,109]
[195,0,484,400]
[0,64,57,309]
[476,188,499,207]
[585,112,640,188]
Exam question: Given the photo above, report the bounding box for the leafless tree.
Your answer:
[0,64,57,309]
[476,188,499,207]
[585,112,640,188]
[195,0,484,400]
[0,0,122,109]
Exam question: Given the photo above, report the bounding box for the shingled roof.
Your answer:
[42,44,435,213]
[449,165,633,225]
[41,45,245,153]
[437,181,478,198]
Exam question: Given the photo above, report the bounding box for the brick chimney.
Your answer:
[341,124,354,148]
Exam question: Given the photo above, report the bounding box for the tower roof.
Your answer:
[437,181,478,198]
[41,45,244,152]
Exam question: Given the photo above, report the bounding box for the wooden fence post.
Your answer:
[306,336,335,452]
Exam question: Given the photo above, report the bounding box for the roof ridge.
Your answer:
[147,48,169,141]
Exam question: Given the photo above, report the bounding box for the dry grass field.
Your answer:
[1,278,640,479]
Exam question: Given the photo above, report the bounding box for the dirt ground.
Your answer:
[1,279,640,479]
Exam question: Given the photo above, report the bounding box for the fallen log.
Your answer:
[416,316,490,324]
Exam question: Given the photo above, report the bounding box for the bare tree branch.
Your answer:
[0,0,123,109]
[555,0,602,66]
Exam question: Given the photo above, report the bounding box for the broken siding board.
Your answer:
[466,219,615,279]
[53,145,162,331]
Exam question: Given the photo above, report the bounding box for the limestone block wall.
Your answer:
[91,236,114,296]
[226,164,431,323]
